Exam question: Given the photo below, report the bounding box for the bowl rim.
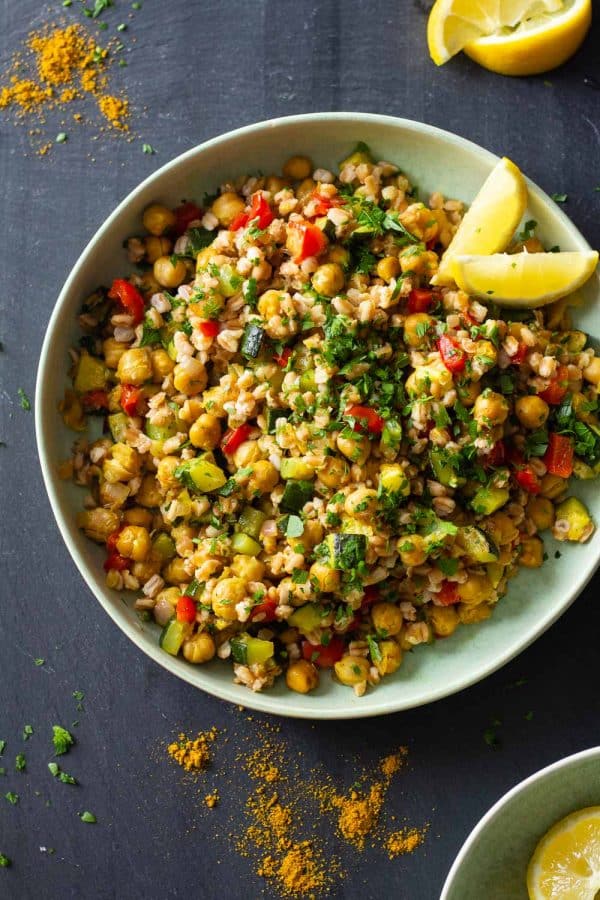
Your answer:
[35,111,600,719]
[440,745,600,898]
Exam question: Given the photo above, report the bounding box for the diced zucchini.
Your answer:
[288,603,325,636]
[299,369,317,392]
[572,459,600,480]
[339,142,373,170]
[340,516,374,538]
[280,480,314,513]
[108,412,130,443]
[381,419,402,449]
[471,487,510,516]
[486,562,505,589]
[216,263,242,298]
[457,526,499,563]
[152,532,177,562]
[231,532,262,556]
[230,634,274,666]
[430,448,466,489]
[145,420,178,441]
[379,463,410,496]
[326,533,367,570]
[74,352,107,393]
[280,457,315,480]
[159,618,186,656]
[241,324,266,359]
[554,497,593,542]
[265,407,291,433]
[183,458,227,493]
[237,506,267,541]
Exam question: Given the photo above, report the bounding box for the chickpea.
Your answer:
[247,460,279,495]
[212,577,247,620]
[157,456,181,490]
[282,155,313,181]
[103,443,140,483]
[154,255,188,289]
[457,574,493,606]
[123,507,153,528]
[257,289,283,319]
[376,256,400,282]
[195,246,219,270]
[232,439,262,469]
[428,605,459,638]
[154,587,181,623]
[311,263,345,297]
[309,562,340,593]
[76,507,121,543]
[334,655,370,686]
[583,357,600,385]
[211,192,246,226]
[116,525,151,562]
[142,203,176,236]
[103,337,127,370]
[406,362,453,399]
[136,474,163,508]
[132,559,162,582]
[296,177,316,200]
[151,348,175,381]
[183,632,216,664]
[520,536,544,568]
[540,473,567,499]
[473,391,509,428]
[317,455,350,488]
[456,379,481,407]
[326,245,350,268]
[265,175,288,193]
[163,557,191,585]
[189,413,221,450]
[117,348,152,386]
[375,640,403,677]
[371,602,403,637]
[173,358,207,395]
[397,534,427,567]
[286,659,319,694]
[458,603,492,625]
[403,313,435,349]
[336,433,371,466]
[344,487,378,519]
[515,395,549,430]
[293,519,323,552]
[485,512,519,546]
[527,496,555,532]
[230,555,265,581]
[145,235,172,264]
[136,270,162,298]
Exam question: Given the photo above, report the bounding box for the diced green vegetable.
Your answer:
[280,480,313,513]
[471,487,510,516]
[152,532,176,562]
[288,603,325,635]
[237,506,267,540]
[457,526,499,563]
[381,419,402,449]
[159,618,186,656]
[231,532,262,556]
[145,420,178,441]
[299,369,317,392]
[74,352,107,393]
[326,533,367,570]
[554,497,593,542]
[265,407,291,433]
[379,463,410,496]
[177,457,227,493]
[230,634,274,666]
[108,412,130,442]
[241,324,266,359]
[486,562,504,588]
[339,142,373,170]
[572,459,600,480]
[430,448,466,489]
[280,457,315,480]
[216,263,242,298]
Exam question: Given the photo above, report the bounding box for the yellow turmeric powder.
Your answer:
[386,826,429,859]
[167,729,217,772]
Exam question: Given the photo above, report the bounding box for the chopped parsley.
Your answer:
[48,762,77,785]
[17,388,31,411]
[4,792,19,805]
[0,854,10,867]
[0,742,4,756]
[80,811,97,824]
[55,132,68,144]
[550,193,567,203]
[52,725,74,756]
[291,568,309,584]
[186,227,215,255]
[15,754,26,772]
[34,658,45,667]
[518,219,537,242]
[437,557,459,576]
[22,725,33,741]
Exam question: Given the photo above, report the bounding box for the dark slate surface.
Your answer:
[1,2,599,898]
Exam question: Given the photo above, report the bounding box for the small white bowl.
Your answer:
[441,746,600,899]
[36,112,600,719]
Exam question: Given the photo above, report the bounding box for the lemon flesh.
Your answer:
[527,806,600,899]
[452,250,599,308]
[431,157,527,287]
[465,0,592,76]
[427,0,563,65]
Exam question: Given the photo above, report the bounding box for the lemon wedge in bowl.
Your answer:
[431,157,527,286]
[527,806,600,899]
[451,250,599,307]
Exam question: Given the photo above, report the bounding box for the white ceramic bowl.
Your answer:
[441,746,600,899]
[36,112,600,719]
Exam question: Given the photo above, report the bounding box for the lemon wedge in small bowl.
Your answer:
[527,806,600,899]
[451,249,599,308]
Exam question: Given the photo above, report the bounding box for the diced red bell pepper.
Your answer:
[426,238,437,251]
[273,347,292,368]
[103,552,129,572]
[486,440,506,468]
[176,595,197,624]
[438,334,466,373]
[120,384,143,417]
[250,598,278,623]
[287,220,328,263]
[221,423,252,455]
[81,390,109,411]
[174,201,202,236]
[511,342,528,366]
[230,210,249,232]
[230,192,274,232]
[108,278,145,325]
[308,190,342,217]
[543,432,574,478]
[198,320,220,338]
[360,585,379,609]
[437,580,460,606]
[538,365,569,406]
[345,404,385,435]
[106,529,123,554]
[407,289,433,313]
[515,467,541,494]
[301,636,345,669]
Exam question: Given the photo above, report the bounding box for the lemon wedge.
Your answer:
[427,0,563,66]
[527,806,600,899]
[465,0,592,76]
[451,250,599,307]
[431,157,527,287]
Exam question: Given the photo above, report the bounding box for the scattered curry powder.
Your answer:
[204,791,219,809]
[167,729,217,773]
[386,826,429,859]
[259,841,330,899]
